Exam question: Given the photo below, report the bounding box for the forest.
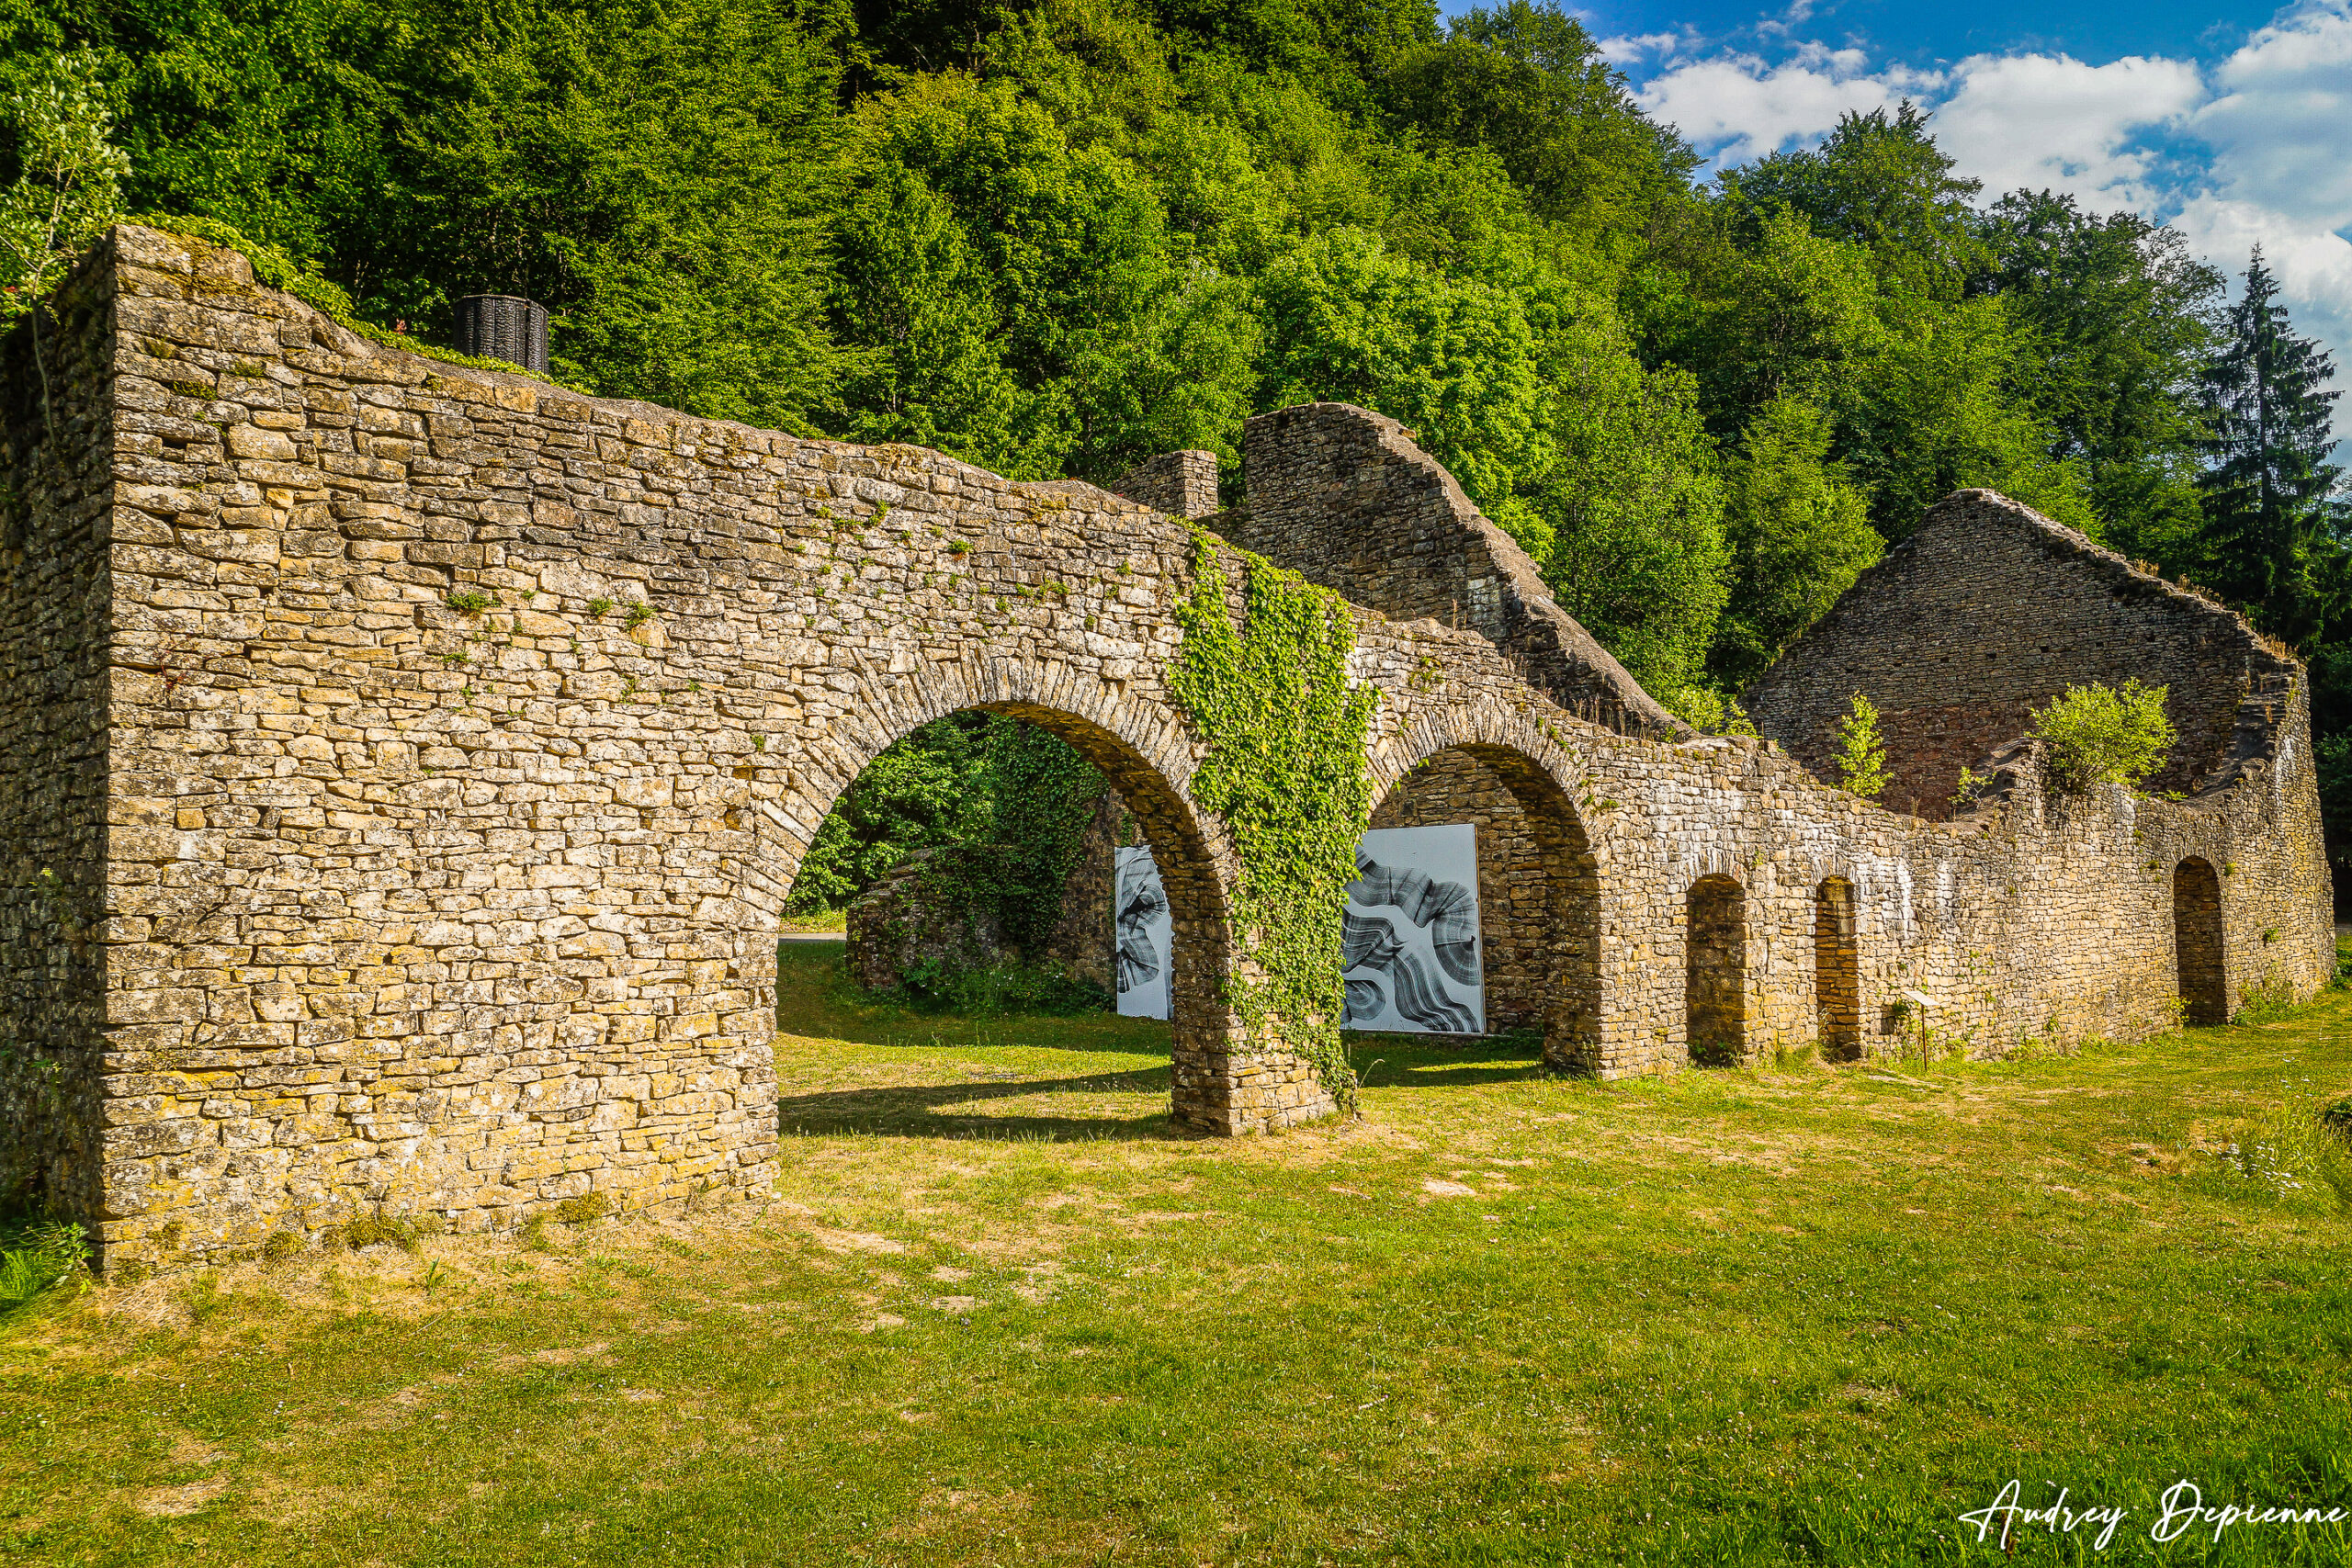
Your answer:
[3,0,2346,910]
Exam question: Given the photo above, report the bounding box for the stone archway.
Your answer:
[1368,717,1602,1074]
[1815,876,1861,1061]
[2174,857,2226,1025]
[748,658,1304,1135]
[1687,875,1747,1066]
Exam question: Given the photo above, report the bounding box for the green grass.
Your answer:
[6,942,2352,1564]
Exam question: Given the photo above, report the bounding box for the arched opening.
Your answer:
[1687,875,1747,1066]
[761,689,1246,1131]
[2174,856,2226,1025]
[1815,876,1861,1061]
[1365,743,1601,1070]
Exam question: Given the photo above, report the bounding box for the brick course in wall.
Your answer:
[2,228,2332,1271]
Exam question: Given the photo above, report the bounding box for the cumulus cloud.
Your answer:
[2174,2,2352,424]
[2193,0,2352,229]
[1618,0,2352,435]
[1596,31,1681,65]
[1631,45,1940,166]
[1930,54,2205,209]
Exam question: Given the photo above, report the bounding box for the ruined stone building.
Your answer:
[2,228,2331,1268]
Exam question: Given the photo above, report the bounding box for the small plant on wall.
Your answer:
[2031,679,2175,794]
[1834,693,1889,799]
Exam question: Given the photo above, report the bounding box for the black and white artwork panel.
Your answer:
[1341,824,1484,1034]
[1114,846,1171,1020]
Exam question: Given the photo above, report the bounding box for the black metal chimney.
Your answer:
[453,295,549,374]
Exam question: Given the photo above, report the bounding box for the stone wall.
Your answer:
[1747,490,2294,818]
[843,847,1009,993]
[0,253,117,1220]
[1038,789,1124,992]
[1224,403,1680,738]
[6,227,2334,1273]
[1111,451,1217,522]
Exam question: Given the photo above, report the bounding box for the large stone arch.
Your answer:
[741,656,1254,1133]
[1367,706,1603,1071]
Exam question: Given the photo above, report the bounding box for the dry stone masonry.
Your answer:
[1,227,2332,1270]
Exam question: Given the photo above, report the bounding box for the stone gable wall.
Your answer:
[1747,491,2295,818]
[5,228,2334,1273]
[1227,403,1679,738]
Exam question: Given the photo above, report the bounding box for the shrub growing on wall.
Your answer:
[1834,692,1889,798]
[2031,679,2175,793]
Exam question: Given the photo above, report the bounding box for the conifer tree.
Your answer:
[2197,251,2346,643]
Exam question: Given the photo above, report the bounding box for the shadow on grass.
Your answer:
[774,943,1553,1140]
[777,1066,1189,1143]
[1349,1032,1547,1089]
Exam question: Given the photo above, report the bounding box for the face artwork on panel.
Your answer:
[1114,846,1172,1020]
[1342,824,1484,1033]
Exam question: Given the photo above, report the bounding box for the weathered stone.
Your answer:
[0,227,2332,1276]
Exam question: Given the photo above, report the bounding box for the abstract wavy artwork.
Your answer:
[1341,824,1484,1034]
[1114,846,1172,1020]
[1114,827,1482,1031]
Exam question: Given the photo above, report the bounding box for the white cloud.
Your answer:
[1930,54,2205,208]
[2175,2,2352,426]
[2193,0,2352,231]
[1596,31,1681,66]
[1633,47,1940,167]
[1620,1,2352,438]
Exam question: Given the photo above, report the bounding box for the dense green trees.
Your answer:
[2,0,2346,904]
[2195,253,2345,645]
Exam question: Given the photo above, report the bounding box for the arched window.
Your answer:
[2174,858,2225,1025]
[1687,875,1747,1066]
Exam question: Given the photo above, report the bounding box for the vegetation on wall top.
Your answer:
[2031,678,2176,795]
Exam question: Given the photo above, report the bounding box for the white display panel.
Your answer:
[1114,846,1172,1020]
[1341,824,1484,1034]
[1114,826,1484,1032]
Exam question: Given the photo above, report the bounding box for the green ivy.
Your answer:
[1169,532,1376,1113]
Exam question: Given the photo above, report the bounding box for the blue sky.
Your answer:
[1482,0,2352,442]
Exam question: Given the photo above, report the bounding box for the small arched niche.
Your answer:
[1815,876,1861,1062]
[2173,856,2226,1025]
[1687,874,1747,1066]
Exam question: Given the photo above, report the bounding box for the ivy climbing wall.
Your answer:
[6,226,2333,1273]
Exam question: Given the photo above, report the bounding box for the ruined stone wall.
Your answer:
[1110,451,1217,522]
[64,226,1337,1267]
[843,848,1008,993]
[1747,491,2293,818]
[8,227,2335,1273]
[0,256,117,1220]
[1227,403,1679,737]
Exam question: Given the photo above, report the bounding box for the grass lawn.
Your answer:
[6,942,2352,1564]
